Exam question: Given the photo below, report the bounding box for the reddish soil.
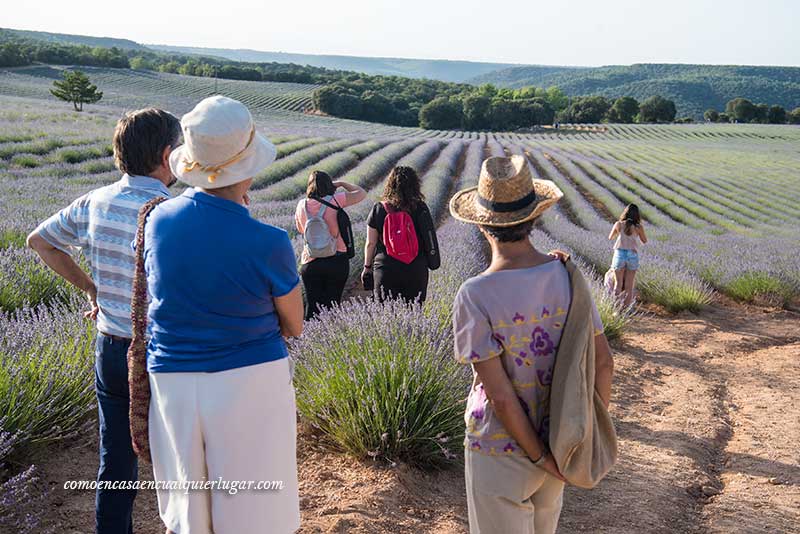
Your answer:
[37,298,799,533]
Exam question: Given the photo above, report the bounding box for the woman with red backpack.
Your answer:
[362,166,440,303]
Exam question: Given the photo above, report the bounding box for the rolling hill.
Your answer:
[147,44,517,83]
[470,63,800,118]
[1,27,145,51]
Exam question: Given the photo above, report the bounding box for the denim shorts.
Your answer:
[612,249,639,270]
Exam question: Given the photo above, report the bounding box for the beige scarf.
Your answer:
[548,259,618,488]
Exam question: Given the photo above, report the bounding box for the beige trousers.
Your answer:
[149,358,300,534]
[465,449,565,534]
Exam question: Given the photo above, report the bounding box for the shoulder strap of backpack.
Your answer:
[316,195,341,211]
[306,198,328,218]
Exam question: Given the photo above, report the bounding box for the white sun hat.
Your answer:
[169,95,277,189]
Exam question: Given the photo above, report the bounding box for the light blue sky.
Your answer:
[6,0,799,66]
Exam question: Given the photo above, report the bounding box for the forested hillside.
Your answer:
[470,63,800,118]
[149,45,516,83]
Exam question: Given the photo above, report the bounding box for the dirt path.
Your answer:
[37,300,799,533]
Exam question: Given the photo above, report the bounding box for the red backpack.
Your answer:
[381,202,419,264]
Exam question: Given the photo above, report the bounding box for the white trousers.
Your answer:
[465,449,565,534]
[149,358,300,534]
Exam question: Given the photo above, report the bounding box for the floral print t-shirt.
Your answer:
[453,258,604,457]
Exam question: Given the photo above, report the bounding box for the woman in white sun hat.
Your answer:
[139,95,303,534]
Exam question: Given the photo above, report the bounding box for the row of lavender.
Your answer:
[515,136,800,307]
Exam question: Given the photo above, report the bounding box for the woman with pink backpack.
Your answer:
[362,166,440,303]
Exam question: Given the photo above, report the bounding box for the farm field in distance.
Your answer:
[0,66,798,533]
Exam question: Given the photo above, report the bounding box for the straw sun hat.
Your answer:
[169,95,277,189]
[449,155,563,227]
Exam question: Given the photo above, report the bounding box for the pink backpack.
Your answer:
[381,202,419,264]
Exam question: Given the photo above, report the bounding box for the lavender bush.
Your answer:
[0,247,75,313]
[0,424,49,534]
[291,298,469,467]
[0,297,95,452]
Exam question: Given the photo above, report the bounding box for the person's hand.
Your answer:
[332,181,344,189]
[361,266,374,290]
[84,284,99,321]
[548,249,570,263]
[538,453,567,483]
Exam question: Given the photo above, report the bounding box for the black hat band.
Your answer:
[476,190,537,213]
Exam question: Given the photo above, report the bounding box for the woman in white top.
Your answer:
[608,204,647,306]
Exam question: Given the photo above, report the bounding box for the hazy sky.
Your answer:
[6,0,799,66]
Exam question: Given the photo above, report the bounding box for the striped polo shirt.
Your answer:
[35,174,171,338]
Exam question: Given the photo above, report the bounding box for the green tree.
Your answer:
[704,109,720,122]
[789,108,800,125]
[753,103,769,123]
[559,96,611,123]
[50,70,103,111]
[607,97,639,123]
[461,94,491,130]
[129,56,155,70]
[767,105,787,124]
[419,97,462,130]
[639,96,676,123]
[725,98,756,123]
[545,86,569,111]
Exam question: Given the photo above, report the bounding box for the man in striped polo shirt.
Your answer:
[27,108,181,534]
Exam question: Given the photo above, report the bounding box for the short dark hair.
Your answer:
[479,220,534,243]
[306,170,336,198]
[113,108,181,176]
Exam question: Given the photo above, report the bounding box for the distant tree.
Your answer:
[475,84,499,99]
[753,103,769,123]
[419,97,462,130]
[717,112,731,123]
[129,56,155,70]
[519,98,555,126]
[639,96,676,123]
[545,86,569,112]
[50,70,103,111]
[607,97,639,123]
[725,98,756,123]
[789,108,800,125]
[560,96,611,124]
[461,94,492,130]
[0,42,30,67]
[767,105,787,124]
[704,109,720,122]
[360,91,395,124]
[159,61,181,74]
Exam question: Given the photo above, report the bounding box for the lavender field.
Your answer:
[1,79,799,530]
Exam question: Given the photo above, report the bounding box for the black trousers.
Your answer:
[373,255,429,304]
[300,253,350,320]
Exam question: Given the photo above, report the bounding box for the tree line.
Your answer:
[704,98,800,124]
[317,84,681,131]
[0,31,346,84]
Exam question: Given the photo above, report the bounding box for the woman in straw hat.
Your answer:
[449,155,615,534]
[140,96,303,534]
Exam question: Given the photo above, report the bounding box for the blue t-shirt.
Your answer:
[143,188,300,373]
